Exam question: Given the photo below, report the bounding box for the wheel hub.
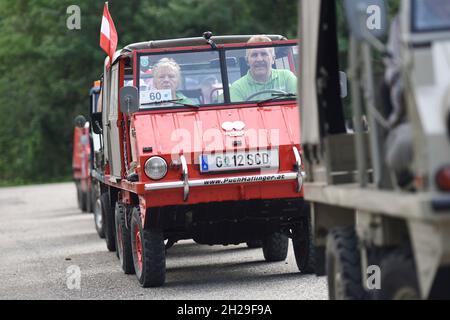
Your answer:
[134,226,143,272]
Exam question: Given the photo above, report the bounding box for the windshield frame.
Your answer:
[132,40,298,112]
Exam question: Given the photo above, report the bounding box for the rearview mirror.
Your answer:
[210,57,237,68]
[344,0,387,41]
[120,86,139,115]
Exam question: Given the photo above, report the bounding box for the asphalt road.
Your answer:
[0,182,327,300]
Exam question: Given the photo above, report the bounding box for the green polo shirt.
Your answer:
[229,69,297,102]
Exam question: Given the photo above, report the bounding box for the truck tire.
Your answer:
[115,203,135,274]
[77,186,88,213]
[292,215,315,274]
[76,182,83,211]
[374,249,420,300]
[262,232,289,262]
[86,187,94,213]
[246,240,262,248]
[93,197,105,238]
[81,192,89,212]
[130,207,166,287]
[326,226,366,300]
[101,193,116,252]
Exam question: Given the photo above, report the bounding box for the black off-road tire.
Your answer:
[374,249,420,300]
[76,181,88,213]
[86,186,95,213]
[326,226,366,300]
[130,208,166,287]
[81,191,88,212]
[101,193,116,252]
[115,203,135,274]
[246,240,262,248]
[292,215,315,274]
[262,232,289,262]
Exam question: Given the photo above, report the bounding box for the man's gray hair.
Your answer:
[246,35,275,59]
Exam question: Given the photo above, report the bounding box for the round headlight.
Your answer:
[144,156,167,180]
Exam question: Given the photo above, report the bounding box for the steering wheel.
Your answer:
[245,89,288,101]
[209,87,223,103]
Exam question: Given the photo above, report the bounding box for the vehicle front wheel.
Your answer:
[292,215,315,274]
[262,232,289,262]
[115,203,135,274]
[130,207,166,287]
[326,226,366,300]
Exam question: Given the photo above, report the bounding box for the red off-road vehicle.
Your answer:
[72,123,91,212]
[72,81,100,213]
[73,81,104,238]
[92,34,314,287]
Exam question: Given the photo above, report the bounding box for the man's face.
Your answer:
[154,66,179,92]
[247,48,275,81]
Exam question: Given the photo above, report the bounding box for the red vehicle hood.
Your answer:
[132,103,300,160]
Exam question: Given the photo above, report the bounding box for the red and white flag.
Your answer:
[100,2,118,67]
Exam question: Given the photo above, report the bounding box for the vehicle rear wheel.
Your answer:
[326,226,366,300]
[262,232,289,262]
[246,240,262,248]
[76,182,83,211]
[86,187,94,213]
[101,192,116,252]
[93,197,105,238]
[76,180,89,213]
[115,203,135,274]
[374,249,420,300]
[292,214,315,274]
[81,191,89,212]
[131,207,166,287]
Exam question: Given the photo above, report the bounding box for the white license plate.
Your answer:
[199,150,279,173]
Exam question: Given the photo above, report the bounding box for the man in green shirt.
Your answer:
[229,35,297,102]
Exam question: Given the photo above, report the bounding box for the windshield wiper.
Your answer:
[141,99,200,109]
[256,93,297,107]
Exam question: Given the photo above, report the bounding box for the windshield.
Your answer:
[412,0,450,32]
[136,43,298,109]
[225,45,298,103]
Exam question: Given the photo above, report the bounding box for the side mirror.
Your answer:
[91,113,103,134]
[74,115,87,128]
[120,86,139,115]
[344,0,388,41]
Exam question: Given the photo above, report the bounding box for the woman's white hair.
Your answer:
[153,58,181,77]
